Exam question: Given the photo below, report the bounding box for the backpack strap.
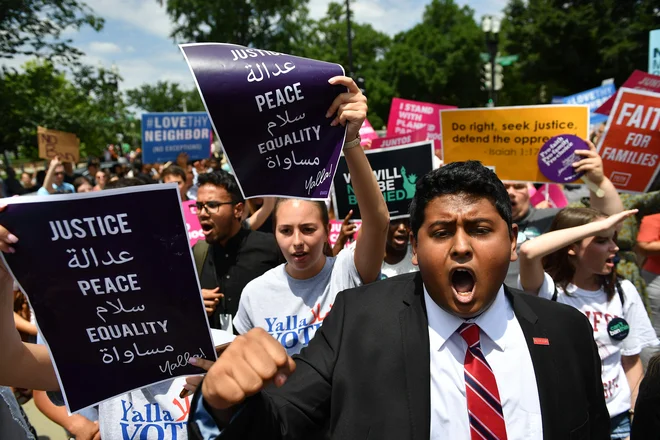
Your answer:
[193,240,210,277]
[616,279,625,307]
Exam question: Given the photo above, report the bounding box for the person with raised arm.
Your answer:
[518,207,659,438]
[232,76,390,356]
[504,139,624,286]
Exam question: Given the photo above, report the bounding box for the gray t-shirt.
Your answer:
[506,207,560,287]
[234,247,362,355]
[379,245,418,280]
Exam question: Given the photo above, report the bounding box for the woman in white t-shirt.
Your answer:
[518,207,658,439]
[233,76,389,355]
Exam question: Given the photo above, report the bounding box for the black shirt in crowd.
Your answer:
[197,227,283,329]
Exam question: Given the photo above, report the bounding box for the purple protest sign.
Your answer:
[537,134,588,183]
[180,43,347,200]
[0,185,215,413]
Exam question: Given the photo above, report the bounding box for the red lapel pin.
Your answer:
[533,337,550,345]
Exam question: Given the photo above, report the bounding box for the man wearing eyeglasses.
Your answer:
[37,157,75,196]
[503,138,624,287]
[193,171,283,332]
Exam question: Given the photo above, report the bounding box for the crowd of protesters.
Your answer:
[1,78,660,439]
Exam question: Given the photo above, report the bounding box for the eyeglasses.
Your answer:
[195,200,235,214]
[54,172,65,176]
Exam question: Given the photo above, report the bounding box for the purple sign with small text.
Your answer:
[0,186,215,413]
[180,43,347,200]
[538,134,588,183]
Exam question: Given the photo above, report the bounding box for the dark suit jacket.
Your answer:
[189,272,610,440]
[632,368,660,438]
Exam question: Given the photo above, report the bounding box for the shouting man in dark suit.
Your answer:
[188,161,610,440]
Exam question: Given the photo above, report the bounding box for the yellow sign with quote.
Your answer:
[37,126,81,163]
[440,105,589,182]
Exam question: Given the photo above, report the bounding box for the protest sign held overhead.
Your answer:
[37,126,80,163]
[386,98,456,151]
[332,141,434,220]
[537,135,589,183]
[596,70,660,115]
[561,84,616,113]
[180,43,347,200]
[441,105,589,183]
[369,128,428,150]
[141,112,213,164]
[596,88,660,192]
[0,185,215,413]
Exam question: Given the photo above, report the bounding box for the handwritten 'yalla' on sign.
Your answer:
[180,43,347,200]
[0,185,215,413]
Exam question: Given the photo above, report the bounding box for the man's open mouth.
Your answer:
[451,268,476,296]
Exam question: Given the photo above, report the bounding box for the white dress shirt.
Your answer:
[425,286,543,439]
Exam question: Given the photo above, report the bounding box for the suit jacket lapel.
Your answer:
[399,273,431,440]
[507,287,560,440]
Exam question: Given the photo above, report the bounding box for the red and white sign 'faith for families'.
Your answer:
[597,88,660,192]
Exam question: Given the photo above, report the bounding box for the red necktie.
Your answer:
[458,323,508,440]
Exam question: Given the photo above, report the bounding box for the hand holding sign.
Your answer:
[202,287,223,315]
[67,418,100,440]
[193,328,296,410]
[48,155,63,170]
[573,139,605,186]
[538,135,605,197]
[326,76,368,142]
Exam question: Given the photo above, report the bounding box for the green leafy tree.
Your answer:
[1,0,103,63]
[0,61,136,159]
[126,81,205,113]
[498,0,660,104]
[300,2,392,129]
[157,0,312,54]
[383,0,486,114]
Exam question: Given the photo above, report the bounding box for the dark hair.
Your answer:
[104,177,147,189]
[197,170,244,203]
[36,170,47,187]
[87,158,100,168]
[160,165,187,183]
[73,176,93,191]
[272,199,333,257]
[132,160,144,173]
[542,207,618,301]
[409,161,513,238]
